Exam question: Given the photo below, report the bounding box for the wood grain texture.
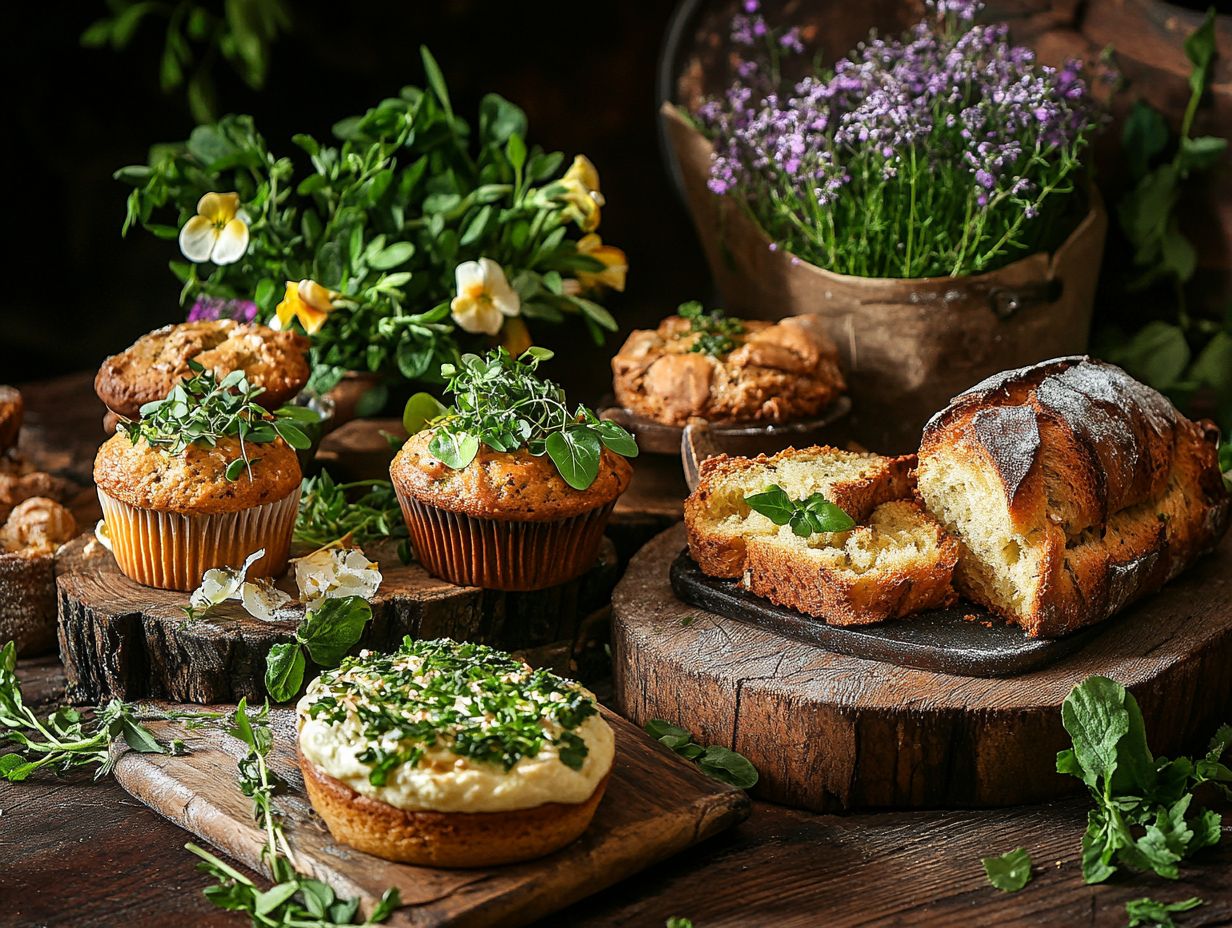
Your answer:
[110,705,750,928]
[57,533,618,705]
[614,524,1232,813]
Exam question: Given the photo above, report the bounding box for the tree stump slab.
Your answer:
[57,533,618,705]
[613,524,1232,813]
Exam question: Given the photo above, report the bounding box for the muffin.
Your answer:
[93,364,307,591]
[297,638,614,867]
[0,386,22,453]
[0,497,78,654]
[95,319,310,420]
[0,455,74,524]
[612,311,845,426]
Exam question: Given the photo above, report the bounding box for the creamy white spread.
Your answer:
[296,641,614,813]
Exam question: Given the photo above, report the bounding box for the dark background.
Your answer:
[2,2,709,400]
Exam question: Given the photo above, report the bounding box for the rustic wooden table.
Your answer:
[4,375,1232,928]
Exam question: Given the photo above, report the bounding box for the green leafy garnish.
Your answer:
[678,300,745,357]
[405,347,636,490]
[120,360,310,481]
[294,470,408,551]
[1126,897,1204,927]
[645,719,759,790]
[1057,676,1231,884]
[981,847,1033,893]
[666,919,695,928]
[264,596,373,702]
[744,485,856,537]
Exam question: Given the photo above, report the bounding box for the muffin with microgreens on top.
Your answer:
[93,361,311,591]
[391,348,636,591]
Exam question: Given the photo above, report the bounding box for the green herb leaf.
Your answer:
[429,429,480,470]
[402,392,448,435]
[297,596,373,668]
[698,745,760,789]
[981,847,1033,892]
[546,426,602,490]
[264,642,306,703]
[744,486,796,526]
[593,418,639,458]
[120,715,167,754]
[745,485,853,537]
[1126,896,1204,928]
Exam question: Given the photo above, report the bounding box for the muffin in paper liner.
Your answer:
[395,494,617,591]
[97,487,300,591]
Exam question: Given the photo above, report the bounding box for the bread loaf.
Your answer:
[916,356,1230,637]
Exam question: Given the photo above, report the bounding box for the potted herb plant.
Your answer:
[661,0,1109,451]
[117,48,628,420]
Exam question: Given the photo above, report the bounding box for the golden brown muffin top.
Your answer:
[94,432,301,514]
[95,320,311,419]
[390,429,632,522]
[0,497,77,556]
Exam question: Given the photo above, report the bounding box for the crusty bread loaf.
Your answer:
[299,748,609,868]
[746,500,959,625]
[916,356,1231,638]
[684,445,915,578]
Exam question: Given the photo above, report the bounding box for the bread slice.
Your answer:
[745,501,959,625]
[683,445,915,578]
[299,747,610,867]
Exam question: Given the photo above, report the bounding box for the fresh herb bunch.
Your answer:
[678,300,745,358]
[981,847,1033,893]
[744,485,856,537]
[120,360,312,480]
[695,0,1106,278]
[187,699,400,926]
[295,471,408,550]
[1126,897,1205,928]
[303,638,598,784]
[0,641,171,781]
[404,347,637,491]
[265,596,374,703]
[1057,676,1232,884]
[1100,9,1230,440]
[644,719,759,790]
[116,47,627,393]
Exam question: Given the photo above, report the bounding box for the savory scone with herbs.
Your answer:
[297,637,614,867]
[95,319,310,420]
[611,305,845,426]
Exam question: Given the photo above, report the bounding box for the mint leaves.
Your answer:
[645,719,759,790]
[744,485,856,537]
[264,596,373,702]
[1057,676,1231,884]
[1126,897,1204,928]
[981,847,1032,892]
[678,300,745,357]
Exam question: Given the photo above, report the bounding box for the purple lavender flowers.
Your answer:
[695,0,1104,278]
[187,296,260,323]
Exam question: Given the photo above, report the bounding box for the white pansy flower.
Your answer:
[292,545,383,608]
[178,192,250,265]
[94,520,113,552]
[449,258,520,335]
[188,549,265,615]
[240,578,293,622]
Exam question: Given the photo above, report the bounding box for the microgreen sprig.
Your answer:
[294,470,408,552]
[265,596,374,703]
[121,360,312,481]
[678,300,745,358]
[403,347,637,490]
[644,719,759,790]
[744,485,856,537]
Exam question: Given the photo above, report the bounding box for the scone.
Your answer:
[0,497,78,654]
[917,356,1231,637]
[95,320,310,420]
[297,638,614,867]
[612,313,845,426]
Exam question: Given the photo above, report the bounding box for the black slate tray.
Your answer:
[669,550,1106,678]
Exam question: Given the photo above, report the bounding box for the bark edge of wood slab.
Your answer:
[56,533,619,705]
[613,523,1232,813]
[111,705,750,928]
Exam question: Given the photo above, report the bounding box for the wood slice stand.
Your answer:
[613,524,1232,813]
[58,533,619,705]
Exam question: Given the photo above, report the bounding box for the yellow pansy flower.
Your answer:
[275,279,340,335]
[575,234,628,293]
[558,155,605,232]
[178,192,250,265]
[450,258,520,335]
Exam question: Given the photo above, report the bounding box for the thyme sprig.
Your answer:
[294,471,408,550]
[403,347,636,490]
[678,300,745,358]
[120,360,313,480]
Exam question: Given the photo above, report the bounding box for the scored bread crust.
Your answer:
[684,446,915,578]
[917,356,1231,637]
[745,501,959,625]
[298,747,609,868]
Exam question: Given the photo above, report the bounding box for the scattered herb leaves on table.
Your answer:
[678,300,745,358]
[1057,675,1232,883]
[1125,897,1205,928]
[744,485,856,537]
[665,919,695,928]
[981,847,1033,892]
[645,719,759,790]
[404,347,637,490]
[265,596,373,702]
[294,470,408,551]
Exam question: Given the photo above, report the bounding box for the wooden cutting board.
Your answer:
[112,704,750,928]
